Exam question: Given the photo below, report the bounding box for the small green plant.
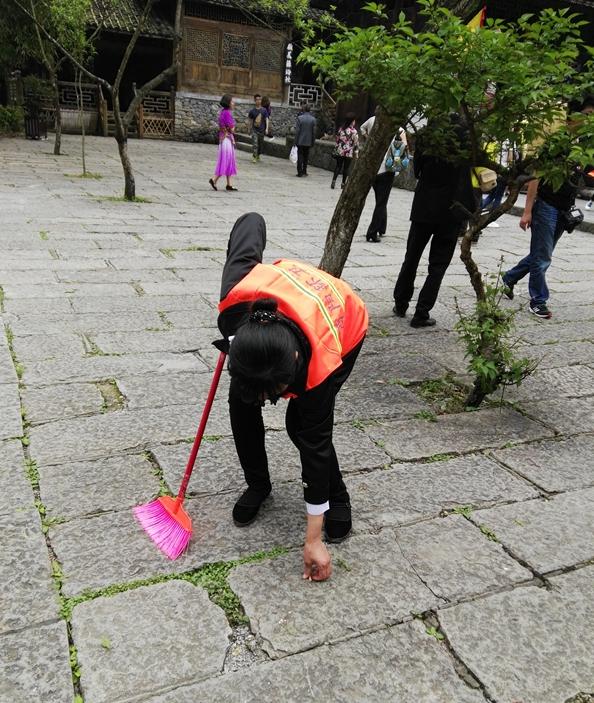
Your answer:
[203,434,223,442]
[455,266,537,408]
[387,377,410,386]
[425,452,457,463]
[69,644,82,681]
[418,375,468,414]
[425,626,445,641]
[96,379,125,412]
[39,230,49,241]
[157,311,173,330]
[414,410,437,422]
[451,505,473,518]
[93,195,152,203]
[335,557,352,572]
[65,172,103,179]
[100,637,111,650]
[479,524,499,542]
[51,560,64,590]
[0,105,24,133]
[25,458,40,490]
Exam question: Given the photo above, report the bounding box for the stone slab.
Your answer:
[338,382,430,421]
[29,404,217,465]
[0,621,72,703]
[492,435,594,492]
[0,509,59,633]
[439,567,594,703]
[349,348,448,384]
[24,351,207,385]
[51,483,305,596]
[0,347,18,385]
[472,487,594,573]
[152,425,391,497]
[92,328,218,355]
[365,407,552,461]
[528,341,594,369]
[395,515,531,601]
[39,453,161,520]
[11,332,86,364]
[8,311,165,336]
[230,530,443,658]
[23,382,103,424]
[72,581,231,703]
[145,620,484,703]
[523,396,594,434]
[118,371,216,411]
[0,439,33,517]
[0,382,22,439]
[351,453,538,530]
[70,294,214,316]
[504,364,594,401]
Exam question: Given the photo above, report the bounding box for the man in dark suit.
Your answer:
[393,115,475,327]
[294,103,317,177]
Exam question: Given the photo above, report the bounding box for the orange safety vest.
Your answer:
[218,259,368,390]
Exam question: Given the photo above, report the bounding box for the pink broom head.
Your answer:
[134,495,192,560]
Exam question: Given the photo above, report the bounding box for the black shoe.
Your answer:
[324,501,352,543]
[366,233,379,243]
[529,303,552,320]
[330,180,336,189]
[503,279,514,300]
[296,173,303,177]
[226,185,238,191]
[208,178,217,191]
[410,316,436,328]
[232,487,271,526]
[393,304,407,318]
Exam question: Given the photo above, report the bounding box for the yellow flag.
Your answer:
[467,6,486,29]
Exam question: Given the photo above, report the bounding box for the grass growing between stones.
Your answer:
[416,374,468,414]
[0,284,4,312]
[4,323,25,380]
[160,245,221,258]
[92,195,152,203]
[96,379,126,413]
[65,172,103,179]
[143,450,172,498]
[39,229,49,240]
[59,546,290,626]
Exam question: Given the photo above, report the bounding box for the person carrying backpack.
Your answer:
[363,121,409,242]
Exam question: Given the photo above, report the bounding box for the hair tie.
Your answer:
[249,310,279,324]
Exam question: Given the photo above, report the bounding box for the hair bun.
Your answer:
[252,298,278,313]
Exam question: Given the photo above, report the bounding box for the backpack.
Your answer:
[385,138,407,173]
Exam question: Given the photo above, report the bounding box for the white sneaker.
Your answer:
[586,202,592,210]
[487,222,500,228]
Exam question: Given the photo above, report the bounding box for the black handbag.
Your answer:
[560,206,584,233]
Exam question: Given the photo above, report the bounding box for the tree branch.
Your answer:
[113,0,154,96]
[10,0,112,92]
[123,62,177,125]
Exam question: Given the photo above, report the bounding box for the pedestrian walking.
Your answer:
[362,118,409,242]
[294,103,316,177]
[331,113,359,189]
[393,114,475,327]
[209,94,238,192]
[502,98,594,319]
[217,212,368,581]
[248,94,268,163]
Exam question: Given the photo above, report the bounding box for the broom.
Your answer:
[134,351,227,559]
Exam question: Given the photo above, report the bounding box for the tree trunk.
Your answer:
[51,72,61,156]
[465,379,486,408]
[319,108,398,277]
[75,69,86,175]
[113,99,135,200]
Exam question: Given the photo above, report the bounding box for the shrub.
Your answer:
[0,105,24,134]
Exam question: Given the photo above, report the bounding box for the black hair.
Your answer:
[220,94,233,109]
[342,112,356,129]
[254,93,262,100]
[261,96,271,108]
[228,298,298,404]
[302,102,311,112]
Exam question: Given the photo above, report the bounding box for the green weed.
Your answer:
[425,626,445,641]
[414,410,437,422]
[479,524,499,542]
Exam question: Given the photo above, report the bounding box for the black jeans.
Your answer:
[228,341,364,504]
[333,156,352,184]
[297,146,310,176]
[393,220,459,318]
[367,171,396,237]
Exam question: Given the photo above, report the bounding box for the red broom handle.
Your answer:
[174,351,227,510]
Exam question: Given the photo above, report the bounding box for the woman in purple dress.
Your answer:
[209,94,238,192]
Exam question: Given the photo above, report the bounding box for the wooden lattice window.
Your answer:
[253,40,282,73]
[185,26,219,64]
[222,33,250,68]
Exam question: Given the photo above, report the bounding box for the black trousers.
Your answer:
[367,171,395,237]
[229,341,364,504]
[297,146,310,175]
[393,220,459,318]
[333,156,352,184]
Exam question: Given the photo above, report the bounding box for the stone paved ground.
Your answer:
[1,134,593,703]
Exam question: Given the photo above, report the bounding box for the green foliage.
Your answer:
[414,410,437,422]
[425,625,445,641]
[451,505,473,518]
[455,269,537,406]
[417,374,468,414]
[479,524,499,542]
[0,105,23,133]
[24,458,40,490]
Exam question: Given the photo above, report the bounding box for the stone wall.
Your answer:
[175,92,325,143]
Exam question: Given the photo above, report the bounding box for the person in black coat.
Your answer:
[294,103,317,177]
[393,115,476,327]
